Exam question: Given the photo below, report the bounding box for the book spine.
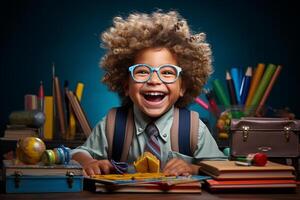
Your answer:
[44,96,54,140]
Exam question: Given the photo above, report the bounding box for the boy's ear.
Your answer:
[179,82,186,97]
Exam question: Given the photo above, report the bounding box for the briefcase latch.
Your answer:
[14,171,22,188]
[242,126,250,142]
[284,126,291,142]
[66,171,74,188]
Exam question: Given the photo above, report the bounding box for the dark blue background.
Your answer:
[1,0,299,134]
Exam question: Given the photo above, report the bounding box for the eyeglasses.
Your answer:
[128,64,182,84]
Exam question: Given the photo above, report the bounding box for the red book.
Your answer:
[206,179,297,189]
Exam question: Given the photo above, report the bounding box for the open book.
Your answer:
[86,173,210,193]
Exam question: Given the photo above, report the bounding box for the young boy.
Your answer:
[72,11,226,176]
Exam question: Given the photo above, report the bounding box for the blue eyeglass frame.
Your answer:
[128,64,182,83]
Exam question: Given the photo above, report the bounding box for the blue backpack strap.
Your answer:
[178,108,192,156]
[112,107,128,161]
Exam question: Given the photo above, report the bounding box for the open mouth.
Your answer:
[143,92,166,102]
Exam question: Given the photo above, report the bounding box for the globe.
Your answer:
[16,137,46,164]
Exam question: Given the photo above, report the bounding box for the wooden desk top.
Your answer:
[0,189,299,200]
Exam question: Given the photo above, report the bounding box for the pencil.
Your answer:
[212,79,230,107]
[240,67,252,105]
[226,71,237,105]
[204,89,221,117]
[246,64,276,115]
[230,68,241,104]
[256,65,282,116]
[194,97,209,110]
[245,63,265,107]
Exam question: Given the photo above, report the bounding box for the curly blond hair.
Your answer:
[100,11,213,107]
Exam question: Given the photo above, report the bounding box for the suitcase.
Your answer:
[3,159,84,193]
[230,117,300,158]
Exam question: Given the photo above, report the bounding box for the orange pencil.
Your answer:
[255,65,282,116]
[245,63,265,107]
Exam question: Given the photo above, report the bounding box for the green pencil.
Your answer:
[246,64,277,115]
[212,79,230,107]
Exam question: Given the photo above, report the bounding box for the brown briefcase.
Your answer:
[230,117,300,158]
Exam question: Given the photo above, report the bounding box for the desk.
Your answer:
[0,189,299,200]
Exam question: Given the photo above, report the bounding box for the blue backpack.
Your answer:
[105,107,200,162]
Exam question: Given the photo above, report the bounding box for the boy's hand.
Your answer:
[163,158,193,176]
[82,159,114,176]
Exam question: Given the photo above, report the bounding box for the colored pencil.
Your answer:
[226,71,237,105]
[194,97,209,110]
[246,64,277,114]
[204,89,221,117]
[240,67,252,105]
[256,65,282,116]
[230,68,241,104]
[245,63,265,107]
[212,79,230,107]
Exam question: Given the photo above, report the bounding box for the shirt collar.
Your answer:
[133,105,174,143]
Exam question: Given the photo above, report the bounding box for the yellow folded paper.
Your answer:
[134,152,160,173]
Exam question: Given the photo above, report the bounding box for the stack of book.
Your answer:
[3,125,38,140]
[199,160,297,190]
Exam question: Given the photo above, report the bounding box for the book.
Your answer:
[3,127,38,140]
[3,159,83,176]
[199,160,295,180]
[43,96,54,140]
[68,82,85,140]
[24,94,38,111]
[87,174,208,193]
[4,125,38,139]
[206,179,297,190]
[65,89,91,137]
[94,181,201,193]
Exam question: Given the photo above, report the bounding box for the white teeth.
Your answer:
[144,92,165,96]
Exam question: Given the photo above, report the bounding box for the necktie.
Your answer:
[144,123,161,161]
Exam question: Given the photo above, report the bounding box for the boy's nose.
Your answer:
[147,71,162,84]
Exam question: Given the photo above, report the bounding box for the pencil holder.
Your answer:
[213,105,257,141]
